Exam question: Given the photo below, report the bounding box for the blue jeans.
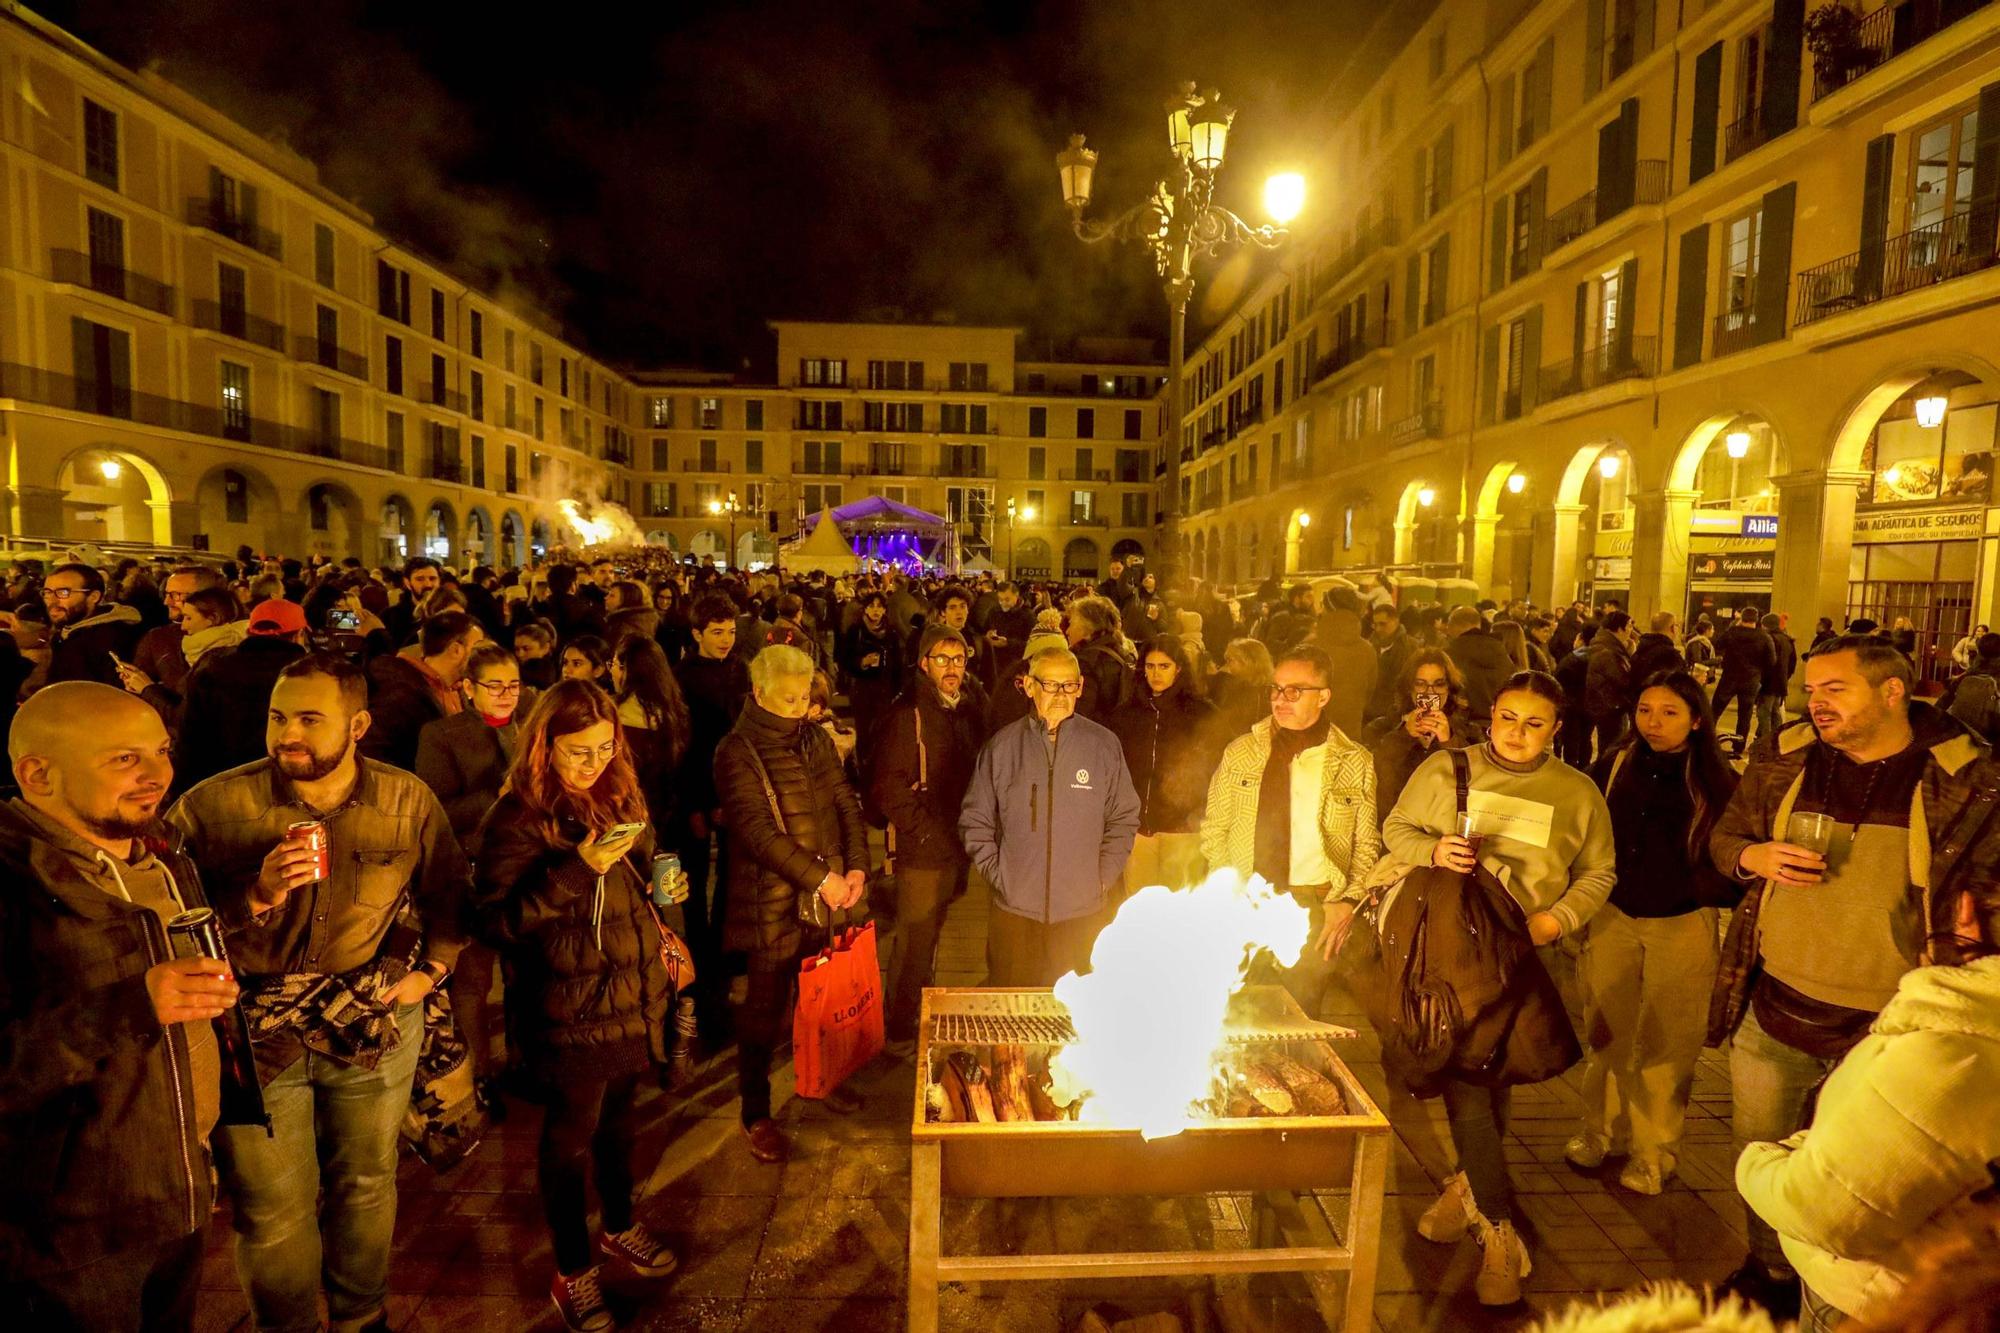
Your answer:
[1755,694,1786,744]
[1730,1006,1837,1275]
[1441,1079,1513,1224]
[215,1003,423,1333]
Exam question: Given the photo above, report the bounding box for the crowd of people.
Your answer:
[1,542,1996,1333]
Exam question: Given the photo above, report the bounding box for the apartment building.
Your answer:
[1183,0,2000,677]
[629,322,1163,577]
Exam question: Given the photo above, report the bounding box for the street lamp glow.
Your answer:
[1264,173,1306,224]
[1725,430,1752,459]
[1914,393,1949,428]
[1165,83,1198,159]
[1598,454,1622,479]
[1188,94,1234,172]
[708,499,722,515]
[1056,134,1099,211]
[1296,511,1311,528]
[1417,487,1436,508]
[1506,472,1526,494]
[1021,506,1036,522]
[99,457,121,481]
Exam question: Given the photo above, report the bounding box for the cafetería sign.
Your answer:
[1851,507,1986,543]
[1688,551,1775,581]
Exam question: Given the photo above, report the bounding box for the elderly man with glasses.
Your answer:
[960,644,1140,988]
[871,625,987,1056]
[1200,645,1380,1020]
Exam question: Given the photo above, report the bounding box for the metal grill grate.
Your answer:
[928,1008,1353,1047]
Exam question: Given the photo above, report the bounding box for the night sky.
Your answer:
[35,0,1377,373]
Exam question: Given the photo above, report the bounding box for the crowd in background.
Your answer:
[2,539,1998,1333]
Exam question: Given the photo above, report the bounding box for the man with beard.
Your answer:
[128,566,225,708]
[1707,634,2000,1318]
[871,625,984,1055]
[0,685,248,1331]
[168,655,469,1333]
[380,556,441,649]
[35,562,145,690]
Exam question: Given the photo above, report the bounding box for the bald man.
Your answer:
[0,683,244,1331]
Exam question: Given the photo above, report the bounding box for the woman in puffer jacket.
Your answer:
[474,680,683,1330]
[1110,633,1220,897]
[714,644,870,1164]
[1736,877,2000,1332]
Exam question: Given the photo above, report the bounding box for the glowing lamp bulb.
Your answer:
[1725,430,1752,459]
[708,500,722,514]
[1296,511,1312,528]
[1914,394,1948,429]
[1598,454,1622,479]
[1417,487,1436,508]
[1021,506,1036,522]
[99,458,121,480]
[1884,464,1903,487]
[1264,172,1306,225]
[1506,473,1526,495]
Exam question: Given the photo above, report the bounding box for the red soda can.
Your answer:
[287,819,330,881]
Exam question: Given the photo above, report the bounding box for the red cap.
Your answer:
[247,598,307,637]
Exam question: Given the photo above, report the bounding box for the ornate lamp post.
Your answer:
[708,491,742,570]
[1005,494,1037,575]
[1057,84,1302,583]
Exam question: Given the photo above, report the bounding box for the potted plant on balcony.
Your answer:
[1805,2,1868,91]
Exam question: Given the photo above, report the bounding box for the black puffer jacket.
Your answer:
[869,676,984,870]
[715,700,869,959]
[472,793,674,1065]
[1076,631,1135,725]
[1109,683,1220,836]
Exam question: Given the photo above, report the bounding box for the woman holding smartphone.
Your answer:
[473,681,683,1332]
[1355,671,1616,1306]
[1366,649,1482,816]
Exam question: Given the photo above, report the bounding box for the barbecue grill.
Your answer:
[908,985,1390,1332]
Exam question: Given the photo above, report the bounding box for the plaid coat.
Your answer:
[1705,705,2000,1047]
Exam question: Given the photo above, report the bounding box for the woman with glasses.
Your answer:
[418,641,533,1109]
[1110,634,1220,896]
[1366,648,1482,816]
[473,681,683,1331]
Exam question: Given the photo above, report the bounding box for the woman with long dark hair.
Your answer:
[610,634,692,836]
[836,590,904,767]
[1109,633,1219,896]
[473,682,683,1331]
[1364,670,1616,1306]
[1365,648,1483,816]
[1568,669,1739,1195]
[560,634,611,686]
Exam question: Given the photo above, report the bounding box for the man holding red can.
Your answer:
[169,652,470,1333]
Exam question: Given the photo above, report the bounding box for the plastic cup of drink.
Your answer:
[1454,810,1484,857]
[1786,811,1834,857]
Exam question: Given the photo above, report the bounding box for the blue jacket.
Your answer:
[959,712,1141,924]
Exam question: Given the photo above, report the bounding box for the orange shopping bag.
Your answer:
[793,921,884,1099]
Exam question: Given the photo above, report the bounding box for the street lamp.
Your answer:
[1725,429,1752,459]
[1057,83,1299,583]
[708,491,742,569]
[1506,472,1527,495]
[1914,389,1949,429]
[1004,496,1037,575]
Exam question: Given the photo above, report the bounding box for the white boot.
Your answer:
[1416,1170,1481,1244]
[1474,1217,1532,1306]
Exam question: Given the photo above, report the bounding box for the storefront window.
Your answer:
[1860,401,1994,506]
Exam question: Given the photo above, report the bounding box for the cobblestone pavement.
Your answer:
[194,881,1751,1332]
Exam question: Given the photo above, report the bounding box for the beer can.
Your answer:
[167,906,229,962]
[287,819,330,882]
[651,852,685,906]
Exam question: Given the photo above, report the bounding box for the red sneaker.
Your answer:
[600,1221,678,1278]
[549,1266,612,1332]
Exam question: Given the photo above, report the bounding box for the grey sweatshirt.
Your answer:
[1379,744,1616,938]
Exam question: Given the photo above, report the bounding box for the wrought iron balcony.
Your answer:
[190,299,285,351]
[183,199,284,259]
[681,460,734,472]
[1060,468,1111,482]
[1309,323,1395,387]
[1537,335,1659,403]
[294,335,368,381]
[1795,203,2000,326]
[420,383,467,414]
[1723,105,1772,165]
[1711,305,1766,357]
[1542,161,1670,251]
[1812,0,1995,100]
[51,249,176,316]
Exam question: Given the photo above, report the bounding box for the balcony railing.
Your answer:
[0,361,394,470]
[189,299,285,352]
[1795,203,2000,325]
[794,417,850,431]
[681,460,733,472]
[1318,213,1401,294]
[1060,468,1111,482]
[182,199,284,259]
[420,383,467,414]
[1537,334,1659,403]
[1388,401,1445,444]
[1812,0,1995,100]
[1711,305,1765,357]
[1068,512,1109,527]
[294,335,368,381]
[1542,160,1670,251]
[1310,323,1395,387]
[1723,104,1772,165]
[424,455,465,484]
[932,461,997,479]
[1229,480,1257,502]
[50,249,177,316]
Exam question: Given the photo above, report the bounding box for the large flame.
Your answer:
[1049,869,1310,1139]
[556,497,642,548]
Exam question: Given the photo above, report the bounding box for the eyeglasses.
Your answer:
[1269,684,1331,703]
[41,586,89,601]
[558,740,619,765]
[1029,677,1084,696]
[927,653,968,668]
[472,679,523,695]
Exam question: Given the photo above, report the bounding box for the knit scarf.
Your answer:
[1254,716,1331,890]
